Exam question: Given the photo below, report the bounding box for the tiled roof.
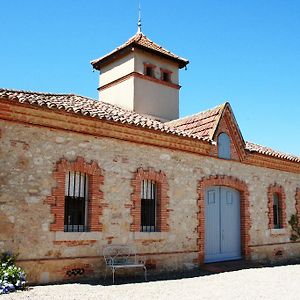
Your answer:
[245,141,300,163]
[167,103,300,162]
[166,103,226,140]
[91,32,189,70]
[1,88,299,163]
[0,88,205,141]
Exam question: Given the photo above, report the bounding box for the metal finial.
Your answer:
[137,1,142,33]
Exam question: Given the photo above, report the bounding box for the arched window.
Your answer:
[267,184,286,230]
[218,133,231,159]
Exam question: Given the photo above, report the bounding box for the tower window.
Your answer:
[160,69,172,82]
[146,66,153,77]
[162,72,170,82]
[144,63,156,78]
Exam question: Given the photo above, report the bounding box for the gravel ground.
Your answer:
[2,265,300,300]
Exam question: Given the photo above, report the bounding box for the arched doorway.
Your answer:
[205,186,241,262]
[197,175,250,264]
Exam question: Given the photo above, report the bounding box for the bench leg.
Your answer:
[104,265,107,281]
[144,266,147,281]
[112,267,115,284]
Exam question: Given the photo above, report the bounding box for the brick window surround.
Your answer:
[130,168,169,232]
[295,188,300,223]
[267,184,287,229]
[197,175,251,264]
[46,157,104,232]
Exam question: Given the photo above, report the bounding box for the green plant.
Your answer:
[288,214,300,241]
[0,252,26,294]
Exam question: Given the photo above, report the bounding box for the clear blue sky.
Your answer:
[1,0,299,156]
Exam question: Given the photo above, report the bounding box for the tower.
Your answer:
[91,27,188,121]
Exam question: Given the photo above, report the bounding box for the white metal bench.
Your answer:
[103,245,147,284]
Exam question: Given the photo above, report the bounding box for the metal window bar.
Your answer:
[141,180,157,232]
[64,171,88,232]
[273,193,281,229]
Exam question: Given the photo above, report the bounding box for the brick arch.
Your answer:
[46,157,104,231]
[197,175,251,264]
[267,183,287,229]
[130,168,169,232]
[296,188,300,223]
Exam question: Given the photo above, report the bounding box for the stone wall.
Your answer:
[1,120,300,283]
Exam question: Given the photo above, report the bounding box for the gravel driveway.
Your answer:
[2,264,300,300]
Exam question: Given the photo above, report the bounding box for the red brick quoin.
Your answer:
[130,168,169,232]
[267,184,287,229]
[197,175,251,264]
[46,157,104,231]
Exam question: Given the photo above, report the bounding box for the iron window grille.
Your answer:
[273,193,281,229]
[141,180,157,232]
[64,171,88,232]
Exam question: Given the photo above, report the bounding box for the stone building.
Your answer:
[1,28,300,284]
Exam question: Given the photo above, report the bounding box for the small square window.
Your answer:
[145,66,153,77]
[144,64,155,78]
[162,72,170,82]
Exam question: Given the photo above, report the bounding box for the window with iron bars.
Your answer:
[141,180,157,232]
[64,171,88,232]
[273,193,282,229]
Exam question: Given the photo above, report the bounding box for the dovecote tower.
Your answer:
[91,28,188,122]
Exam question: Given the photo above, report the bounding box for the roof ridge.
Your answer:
[209,102,228,140]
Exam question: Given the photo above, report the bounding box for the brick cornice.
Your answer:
[197,175,251,264]
[98,71,181,91]
[1,99,300,174]
[267,183,287,229]
[45,157,104,232]
[0,99,211,156]
[129,168,169,232]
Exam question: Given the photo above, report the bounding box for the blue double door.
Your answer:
[205,186,241,263]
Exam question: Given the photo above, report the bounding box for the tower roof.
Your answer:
[91,32,189,70]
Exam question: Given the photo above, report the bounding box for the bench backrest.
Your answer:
[103,245,137,265]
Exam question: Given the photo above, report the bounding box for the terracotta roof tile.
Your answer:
[245,141,300,163]
[0,88,206,141]
[166,103,226,140]
[91,33,189,69]
[1,88,299,163]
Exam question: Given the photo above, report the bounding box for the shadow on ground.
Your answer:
[32,259,300,287]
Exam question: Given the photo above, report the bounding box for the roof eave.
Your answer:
[91,43,189,71]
